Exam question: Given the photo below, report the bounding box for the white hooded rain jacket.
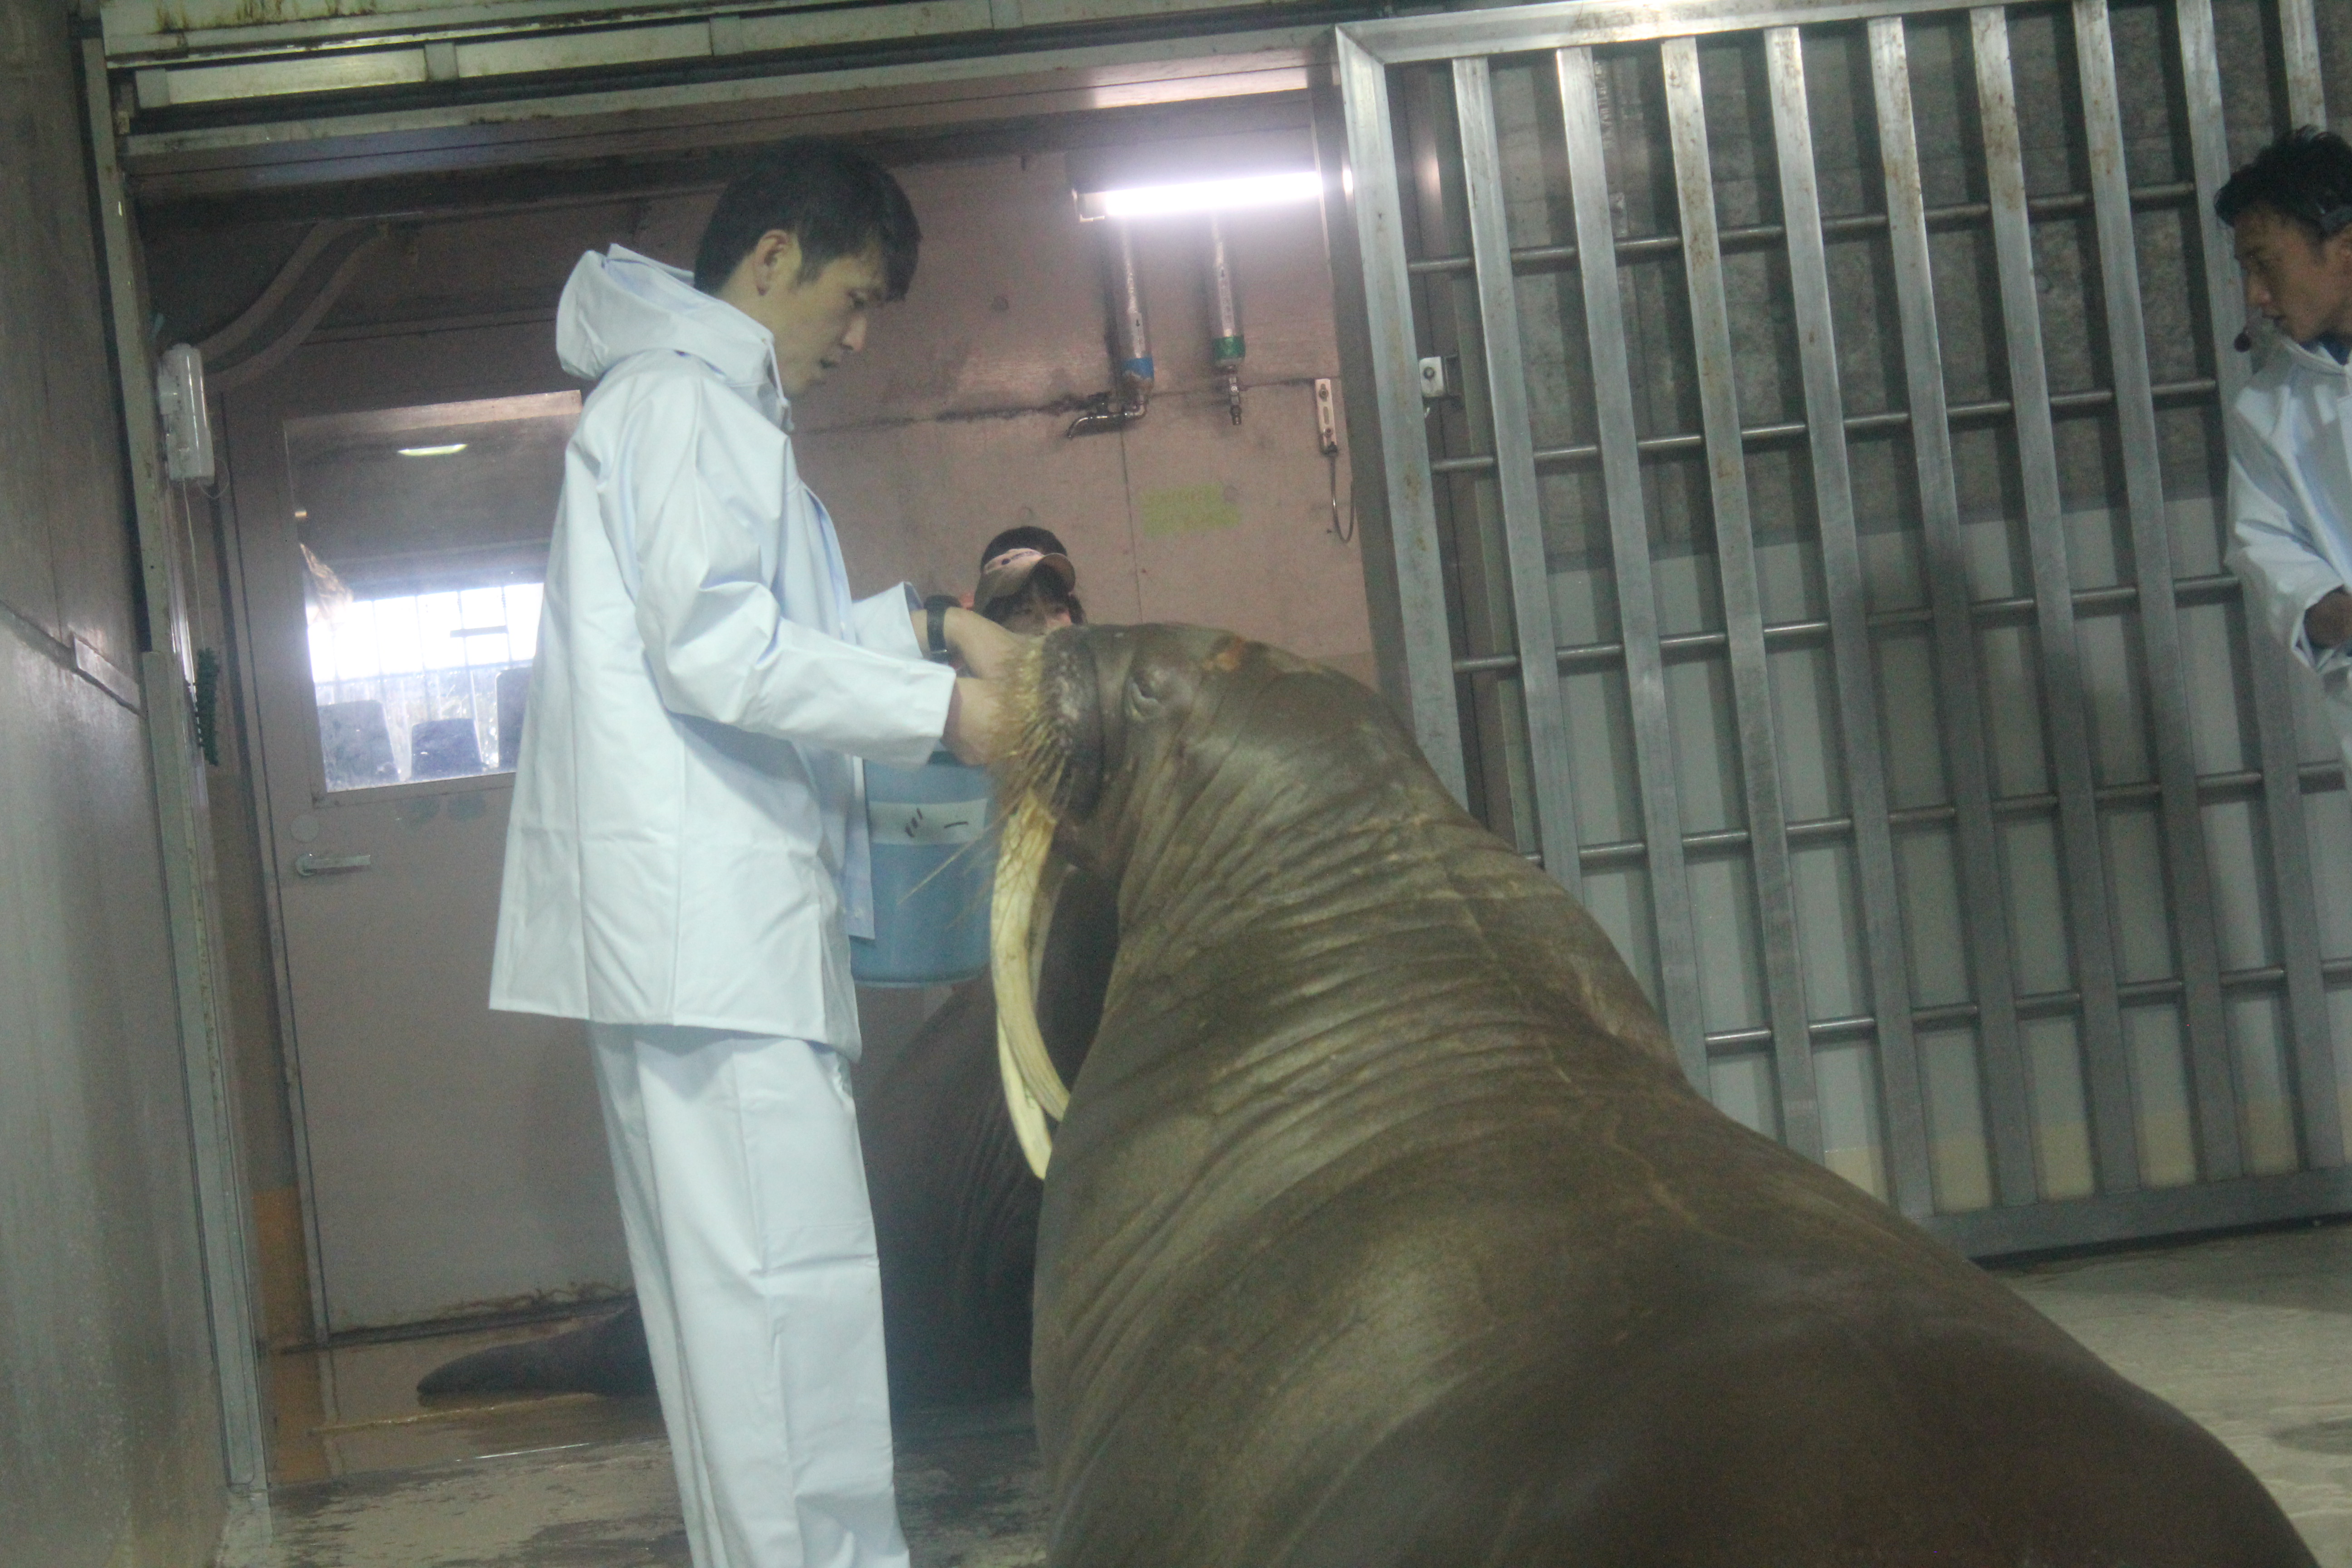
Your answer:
[2229,334,2352,779]
[490,245,956,1053]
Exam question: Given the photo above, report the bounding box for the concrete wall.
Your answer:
[0,0,226,1562]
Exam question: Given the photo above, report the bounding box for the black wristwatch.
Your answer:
[924,595,958,661]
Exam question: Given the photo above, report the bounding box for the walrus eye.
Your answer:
[1124,672,1162,723]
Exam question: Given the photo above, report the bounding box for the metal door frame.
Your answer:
[80,39,271,1492]
[1328,0,2352,1256]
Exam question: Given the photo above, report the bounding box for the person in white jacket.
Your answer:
[489,142,1018,1568]
[2223,127,2352,779]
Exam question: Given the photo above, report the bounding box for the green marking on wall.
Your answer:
[1137,483,1240,538]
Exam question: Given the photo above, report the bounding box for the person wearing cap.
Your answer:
[973,525,1083,634]
[2221,127,2352,784]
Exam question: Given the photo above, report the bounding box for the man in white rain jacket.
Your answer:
[490,142,1017,1568]
[2224,127,2352,780]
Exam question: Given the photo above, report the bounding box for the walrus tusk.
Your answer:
[997,1017,1056,1178]
[994,794,1072,1176]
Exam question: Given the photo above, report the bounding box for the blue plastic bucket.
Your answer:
[851,750,996,987]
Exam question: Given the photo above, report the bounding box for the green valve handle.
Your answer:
[1212,334,1246,368]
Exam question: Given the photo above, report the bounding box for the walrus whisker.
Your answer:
[895,809,1015,939]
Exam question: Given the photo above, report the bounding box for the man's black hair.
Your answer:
[2215,126,2352,239]
[694,140,921,299]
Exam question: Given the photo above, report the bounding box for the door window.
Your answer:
[284,392,578,792]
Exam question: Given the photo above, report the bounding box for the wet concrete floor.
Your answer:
[219,1221,2352,1566]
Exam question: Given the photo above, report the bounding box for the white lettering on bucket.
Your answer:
[868,798,990,845]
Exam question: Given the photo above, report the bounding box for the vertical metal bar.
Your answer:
[1557,44,1707,1083]
[1338,32,1470,804]
[1958,11,2138,1192]
[1451,58,1588,894]
[2180,0,2342,1167]
[2075,0,2242,1180]
[1394,69,1525,838]
[2178,0,2248,416]
[1661,36,1823,1163]
[2280,0,2328,130]
[81,38,269,1489]
[1771,24,2036,1205]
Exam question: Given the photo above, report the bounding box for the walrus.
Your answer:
[987,622,2313,1568]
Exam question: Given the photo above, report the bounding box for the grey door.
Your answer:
[1329,0,2352,1253]
[223,334,632,1335]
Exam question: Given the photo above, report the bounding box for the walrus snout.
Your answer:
[1036,627,1105,822]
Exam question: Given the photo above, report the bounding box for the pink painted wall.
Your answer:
[787,152,1374,685]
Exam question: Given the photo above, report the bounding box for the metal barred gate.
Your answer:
[1327,0,2352,1252]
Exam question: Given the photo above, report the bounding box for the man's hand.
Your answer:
[943,678,1006,766]
[941,607,1025,680]
[2307,588,2352,651]
[907,604,1028,678]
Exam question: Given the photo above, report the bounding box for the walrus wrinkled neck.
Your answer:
[1098,666,1677,1090]
[1116,677,1461,940]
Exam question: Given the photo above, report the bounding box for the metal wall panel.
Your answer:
[1334,0,2351,1253]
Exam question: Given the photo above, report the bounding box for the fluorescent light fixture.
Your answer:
[397,442,468,457]
[1078,170,1321,221]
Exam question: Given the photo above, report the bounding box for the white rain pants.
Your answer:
[591,1023,910,1568]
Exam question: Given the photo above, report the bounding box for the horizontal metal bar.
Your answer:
[1703,951,2352,1063]
[120,28,1327,196]
[1568,754,2348,871]
[1457,573,2246,677]
[1346,0,2168,69]
[1928,1166,2352,1258]
[1704,1014,1878,1058]
[1404,182,2198,277]
[1425,380,2216,476]
[1704,956,2352,1068]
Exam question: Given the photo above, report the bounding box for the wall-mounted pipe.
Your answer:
[1208,214,1244,425]
[1068,221,1152,437]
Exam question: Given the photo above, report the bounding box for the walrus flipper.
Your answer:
[416,1302,656,1398]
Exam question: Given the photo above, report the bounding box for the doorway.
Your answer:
[221,330,631,1343]
[176,123,1373,1481]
